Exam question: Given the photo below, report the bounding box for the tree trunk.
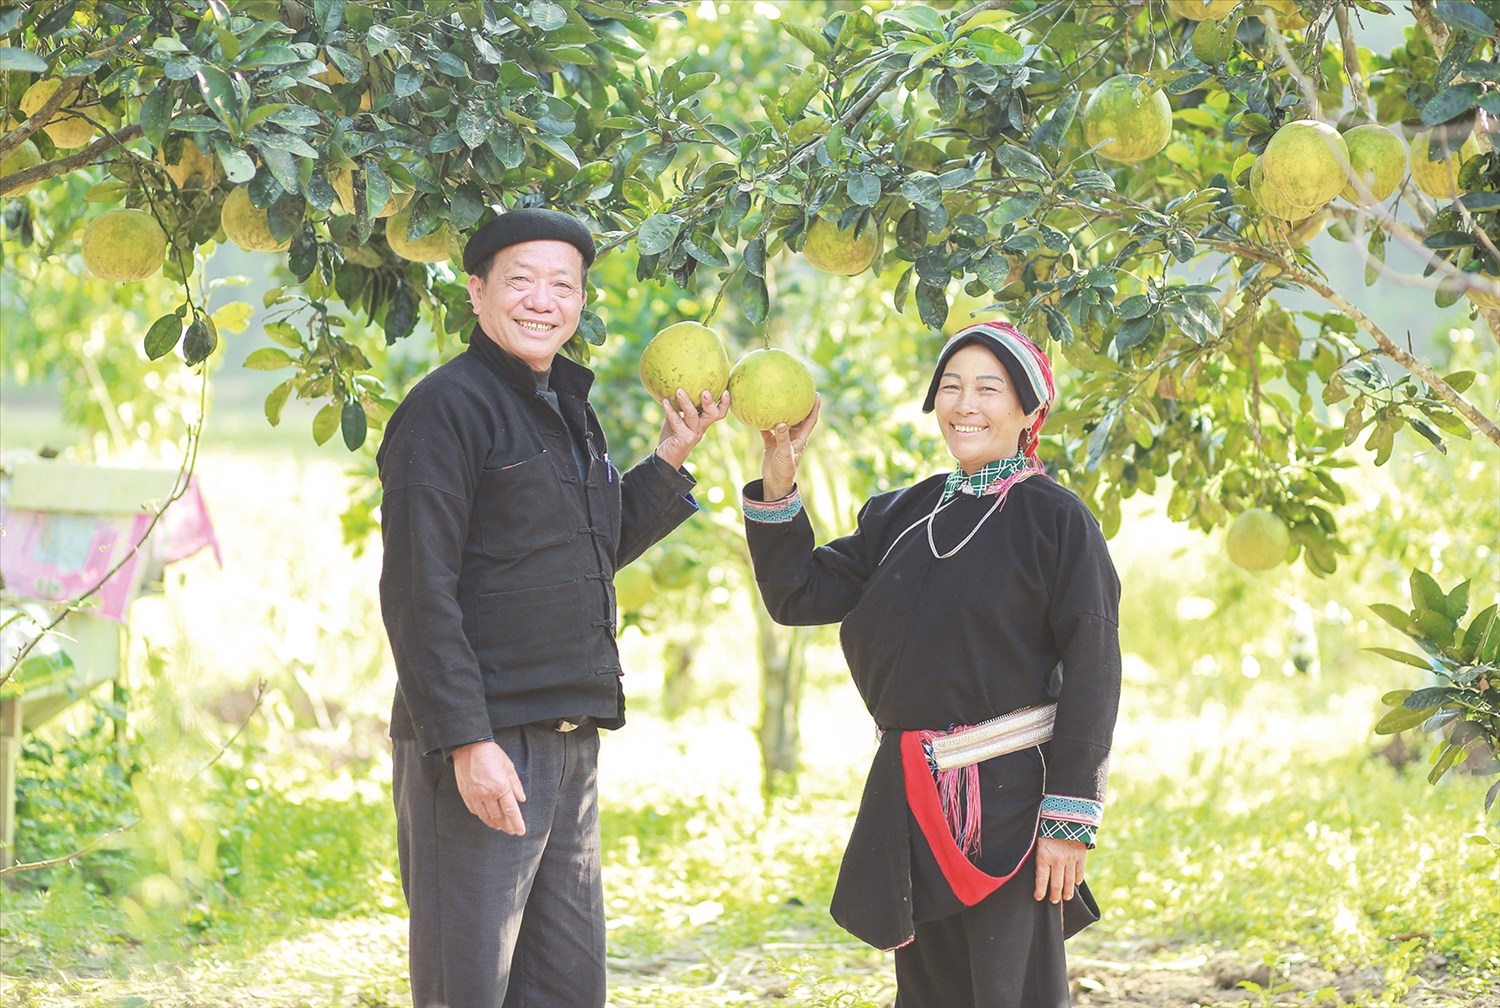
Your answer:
[751,592,808,799]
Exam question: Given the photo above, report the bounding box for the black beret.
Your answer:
[462,208,597,275]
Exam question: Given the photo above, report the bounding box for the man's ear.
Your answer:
[466,272,485,312]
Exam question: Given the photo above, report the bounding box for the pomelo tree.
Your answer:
[5,0,1500,787]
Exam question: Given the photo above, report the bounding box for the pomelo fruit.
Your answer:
[1408,130,1480,200]
[1167,0,1238,19]
[802,215,878,275]
[1227,507,1291,572]
[1250,157,1321,222]
[0,138,43,195]
[728,349,817,430]
[1467,280,1500,310]
[1259,0,1310,30]
[81,208,167,281]
[385,205,456,263]
[331,169,411,218]
[613,564,655,613]
[640,321,730,408]
[157,138,216,189]
[19,79,99,149]
[1261,119,1350,208]
[1339,124,1406,204]
[1082,74,1173,164]
[221,184,294,252]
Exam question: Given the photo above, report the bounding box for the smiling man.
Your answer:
[377,207,729,1008]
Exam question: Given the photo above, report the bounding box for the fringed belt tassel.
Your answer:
[914,704,1058,857]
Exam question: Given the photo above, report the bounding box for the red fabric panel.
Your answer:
[901,730,1037,906]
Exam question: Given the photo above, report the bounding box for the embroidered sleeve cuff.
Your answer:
[743,485,803,524]
[1040,817,1097,848]
[1040,793,1104,826]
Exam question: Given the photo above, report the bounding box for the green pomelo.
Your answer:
[1250,158,1321,222]
[613,564,655,613]
[1408,131,1480,201]
[1227,508,1291,572]
[0,138,43,195]
[802,215,878,275]
[1082,74,1172,164]
[221,185,293,252]
[640,321,731,407]
[728,349,817,430]
[1261,120,1350,208]
[386,205,455,263]
[1166,0,1238,19]
[81,208,167,282]
[1339,124,1406,204]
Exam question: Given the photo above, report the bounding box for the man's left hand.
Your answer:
[655,388,731,470]
[1034,836,1087,903]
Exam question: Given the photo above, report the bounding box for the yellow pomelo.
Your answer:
[802,215,878,275]
[1082,74,1172,164]
[1408,131,1481,200]
[0,138,43,195]
[1261,119,1349,209]
[1227,508,1291,572]
[20,79,99,149]
[1259,0,1310,29]
[221,184,293,252]
[1467,281,1500,310]
[331,169,410,218]
[728,349,817,430]
[312,64,349,86]
[613,564,655,613]
[640,321,731,407]
[157,139,216,188]
[1339,124,1406,204]
[1250,157,1321,222]
[1166,0,1238,19]
[385,205,456,263]
[81,208,167,282]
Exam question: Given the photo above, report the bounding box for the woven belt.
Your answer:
[925,703,1056,772]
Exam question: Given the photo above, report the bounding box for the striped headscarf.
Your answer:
[921,321,1057,460]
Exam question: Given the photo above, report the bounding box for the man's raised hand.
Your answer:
[655,388,732,470]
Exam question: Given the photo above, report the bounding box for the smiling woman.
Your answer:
[737,321,1123,1007]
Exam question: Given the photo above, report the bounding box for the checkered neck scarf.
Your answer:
[941,452,1031,503]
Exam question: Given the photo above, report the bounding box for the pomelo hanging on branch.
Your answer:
[1081,74,1172,164]
[1260,119,1350,209]
[221,184,293,252]
[81,208,167,282]
[1339,124,1407,205]
[156,139,216,189]
[19,79,99,149]
[802,215,878,275]
[1165,0,1238,20]
[1250,157,1321,222]
[728,349,817,430]
[1408,130,1480,201]
[385,205,457,263]
[0,139,43,195]
[639,321,730,408]
[332,169,411,219]
[1227,508,1291,572]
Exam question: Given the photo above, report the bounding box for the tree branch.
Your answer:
[1411,0,1453,57]
[0,124,145,197]
[0,76,84,164]
[1335,5,1375,121]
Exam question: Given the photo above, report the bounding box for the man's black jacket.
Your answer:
[378,330,697,753]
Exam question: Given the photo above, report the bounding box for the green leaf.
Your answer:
[1435,0,1495,37]
[1374,704,1437,734]
[264,380,293,427]
[993,194,1041,226]
[994,144,1050,183]
[183,316,218,366]
[312,402,340,445]
[1442,369,1476,393]
[847,170,881,206]
[1411,570,1447,614]
[780,22,832,60]
[1365,227,1386,287]
[915,280,948,330]
[1363,647,1437,670]
[1414,609,1456,647]
[141,87,173,148]
[1369,603,1414,634]
[0,47,48,73]
[532,133,580,169]
[341,397,367,451]
[882,6,945,33]
[965,27,1023,66]
[83,180,128,203]
[736,271,769,325]
[638,214,682,256]
[143,313,183,360]
[243,347,296,370]
[1429,738,1466,784]
[1033,91,1080,151]
[1423,82,1483,124]
[1447,580,1471,622]
[530,0,568,31]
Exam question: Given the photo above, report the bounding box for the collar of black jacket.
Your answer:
[467,326,595,399]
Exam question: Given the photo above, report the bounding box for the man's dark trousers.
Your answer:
[394,723,604,1008]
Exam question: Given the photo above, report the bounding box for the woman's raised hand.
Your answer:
[760,394,821,501]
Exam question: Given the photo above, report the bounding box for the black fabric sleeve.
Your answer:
[1045,501,1123,805]
[378,388,493,754]
[742,479,876,627]
[615,453,698,568]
